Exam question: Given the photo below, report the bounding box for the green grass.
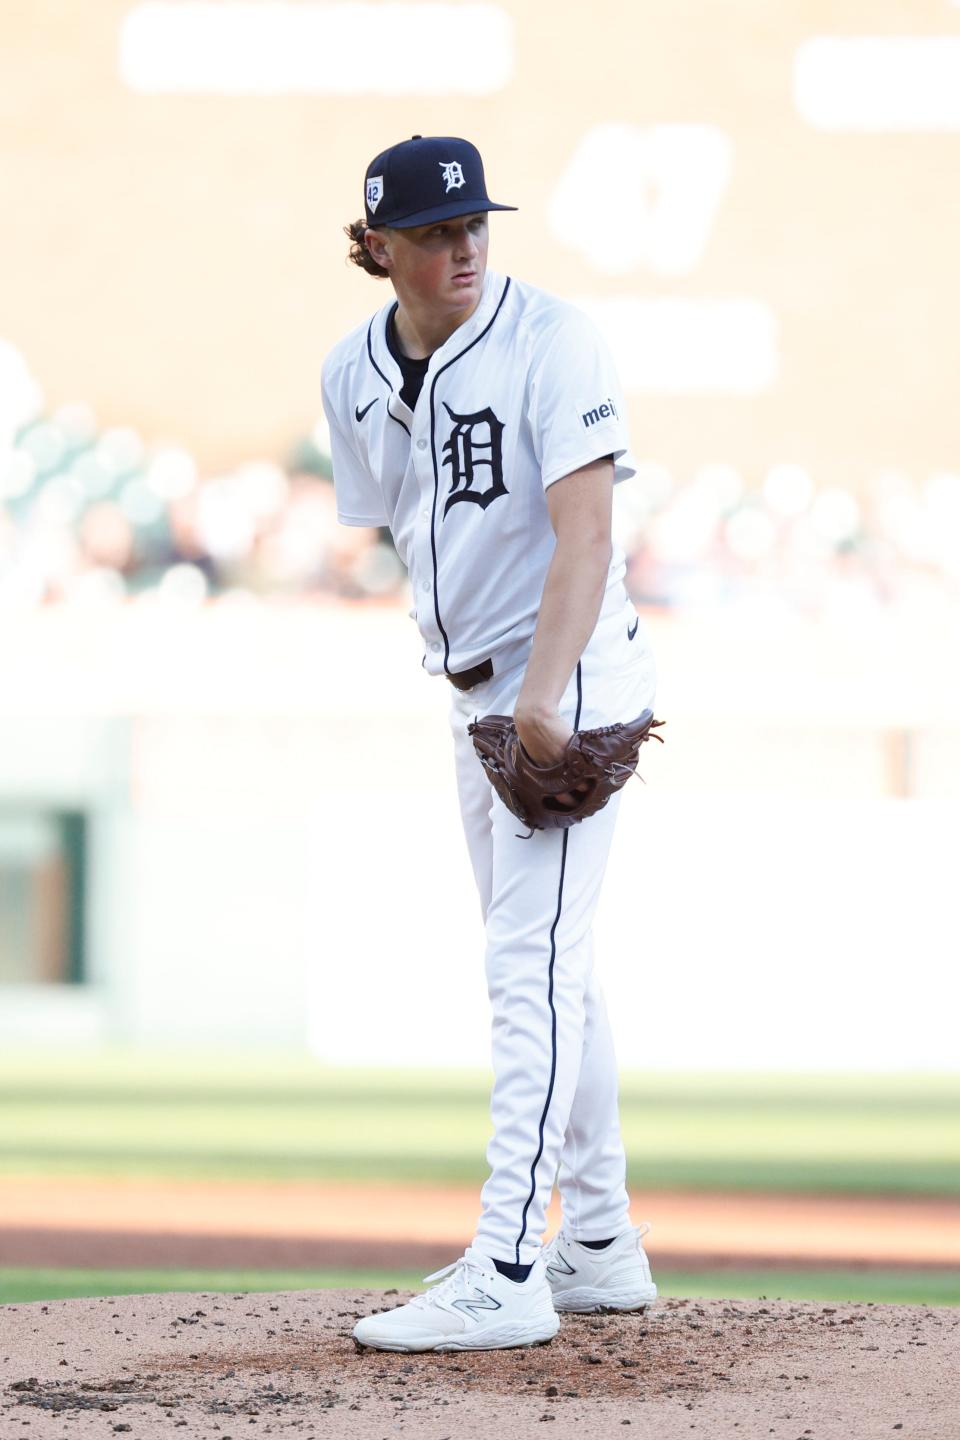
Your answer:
[0,1053,957,1194]
[0,1268,422,1304]
[657,1269,960,1306]
[1,1267,957,1308]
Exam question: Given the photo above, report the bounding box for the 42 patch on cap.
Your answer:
[366,175,384,214]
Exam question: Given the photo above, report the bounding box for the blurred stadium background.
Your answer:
[0,0,957,1305]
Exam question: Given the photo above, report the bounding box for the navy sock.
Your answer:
[492,1257,533,1282]
[579,1237,616,1250]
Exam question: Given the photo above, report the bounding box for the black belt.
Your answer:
[447,657,494,692]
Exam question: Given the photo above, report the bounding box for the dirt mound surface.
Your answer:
[2,1287,957,1438]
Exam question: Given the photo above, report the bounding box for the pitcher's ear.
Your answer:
[364,227,392,271]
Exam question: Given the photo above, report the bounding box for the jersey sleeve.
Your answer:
[321,366,389,527]
[527,309,636,491]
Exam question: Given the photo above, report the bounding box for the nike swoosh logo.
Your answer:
[355,398,379,423]
[627,617,639,641]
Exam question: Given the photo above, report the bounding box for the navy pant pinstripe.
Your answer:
[449,591,657,1266]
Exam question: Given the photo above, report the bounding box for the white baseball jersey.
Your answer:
[321,269,636,677]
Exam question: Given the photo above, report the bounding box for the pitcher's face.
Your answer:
[366,213,488,318]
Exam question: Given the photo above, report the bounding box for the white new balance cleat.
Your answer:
[542,1221,658,1313]
[352,1245,561,1353]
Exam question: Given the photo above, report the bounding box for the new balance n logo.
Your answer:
[451,1290,503,1318]
[544,1250,576,1282]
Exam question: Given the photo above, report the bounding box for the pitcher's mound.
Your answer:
[2,1287,957,1438]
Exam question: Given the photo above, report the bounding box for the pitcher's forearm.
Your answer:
[515,533,611,722]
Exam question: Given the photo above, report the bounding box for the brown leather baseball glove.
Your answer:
[467,709,664,833]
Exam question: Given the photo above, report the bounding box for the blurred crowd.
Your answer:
[2,339,958,619]
[0,341,404,609]
[616,459,960,622]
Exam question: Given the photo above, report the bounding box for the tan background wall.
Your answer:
[2,0,958,481]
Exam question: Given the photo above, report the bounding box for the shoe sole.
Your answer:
[551,1284,658,1314]
[354,1316,561,1353]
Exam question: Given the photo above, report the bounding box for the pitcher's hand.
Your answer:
[514,705,588,811]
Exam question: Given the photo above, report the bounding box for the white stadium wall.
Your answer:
[0,606,957,1069]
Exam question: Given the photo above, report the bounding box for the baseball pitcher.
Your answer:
[322,135,660,1353]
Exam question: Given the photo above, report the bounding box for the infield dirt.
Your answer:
[2,1287,957,1439]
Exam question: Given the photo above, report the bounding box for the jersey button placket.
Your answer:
[413,431,438,658]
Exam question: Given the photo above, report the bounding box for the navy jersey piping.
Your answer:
[515,658,582,1261]
[365,316,411,435]
[365,316,393,393]
[427,277,512,673]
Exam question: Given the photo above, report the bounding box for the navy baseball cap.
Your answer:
[363,135,517,229]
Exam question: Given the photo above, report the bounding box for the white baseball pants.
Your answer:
[448,590,657,1266]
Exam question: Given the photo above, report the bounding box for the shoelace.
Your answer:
[409,1252,493,1311]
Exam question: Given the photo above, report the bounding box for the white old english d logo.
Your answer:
[439,161,465,193]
